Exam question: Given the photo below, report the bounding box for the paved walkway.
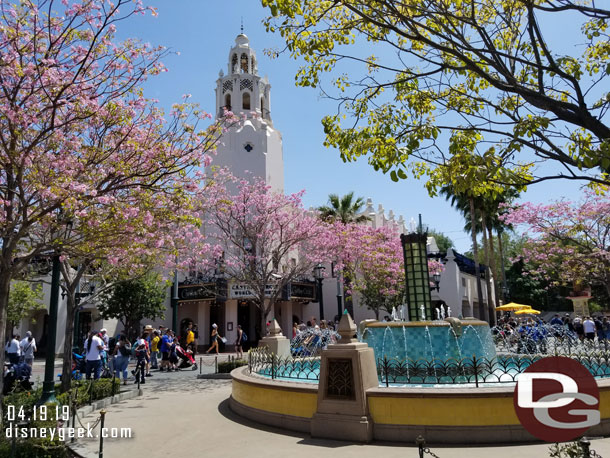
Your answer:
[67,371,610,458]
[28,352,241,387]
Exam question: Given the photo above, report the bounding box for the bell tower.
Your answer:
[213,34,284,193]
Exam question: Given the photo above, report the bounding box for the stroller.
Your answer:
[175,344,198,370]
[3,361,32,395]
[71,351,112,379]
[72,351,86,379]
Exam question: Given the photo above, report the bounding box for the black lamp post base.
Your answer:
[37,381,57,406]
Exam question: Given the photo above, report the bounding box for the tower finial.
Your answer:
[240,17,243,34]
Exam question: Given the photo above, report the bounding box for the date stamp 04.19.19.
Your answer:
[4,404,132,441]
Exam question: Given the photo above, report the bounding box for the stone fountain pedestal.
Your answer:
[310,313,378,442]
[258,319,290,359]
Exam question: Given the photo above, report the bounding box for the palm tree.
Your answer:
[441,185,486,320]
[441,185,519,324]
[318,192,370,224]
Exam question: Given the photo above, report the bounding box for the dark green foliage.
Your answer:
[427,229,454,253]
[1,378,120,457]
[98,271,167,340]
[217,359,248,373]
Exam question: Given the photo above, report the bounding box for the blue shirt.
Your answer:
[160,335,171,353]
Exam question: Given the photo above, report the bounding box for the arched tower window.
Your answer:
[231,54,238,73]
[251,56,256,73]
[242,92,251,110]
[224,94,232,111]
[240,53,248,73]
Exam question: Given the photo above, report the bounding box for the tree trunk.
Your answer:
[498,229,508,302]
[487,226,500,308]
[469,197,485,320]
[481,212,495,325]
[0,272,12,422]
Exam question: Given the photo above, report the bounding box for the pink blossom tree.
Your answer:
[501,192,610,298]
[330,223,445,319]
[0,0,233,396]
[199,172,333,334]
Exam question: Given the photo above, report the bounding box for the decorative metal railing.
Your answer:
[248,346,610,387]
[376,352,610,387]
[248,346,320,381]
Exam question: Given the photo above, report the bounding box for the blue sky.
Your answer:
[118,1,586,252]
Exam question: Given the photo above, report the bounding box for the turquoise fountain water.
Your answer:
[360,318,496,362]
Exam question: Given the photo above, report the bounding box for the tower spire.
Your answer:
[240,17,243,34]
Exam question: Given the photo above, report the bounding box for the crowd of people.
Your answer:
[4,331,37,366]
[78,323,201,383]
[494,313,610,351]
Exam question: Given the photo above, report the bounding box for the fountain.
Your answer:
[230,224,610,443]
[361,316,495,363]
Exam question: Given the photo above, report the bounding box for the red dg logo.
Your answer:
[514,356,600,442]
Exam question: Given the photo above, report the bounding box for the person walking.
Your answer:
[235,325,245,359]
[192,324,199,354]
[85,331,104,380]
[150,330,160,370]
[185,323,195,353]
[583,316,596,341]
[19,332,36,366]
[206,324,222,354]
[5,335,20,365]
[112,334,131,385]
[133,333,149,384]
[168,330,179,371]
[159,329,171,372]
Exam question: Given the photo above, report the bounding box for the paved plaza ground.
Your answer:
[27,356,607,458]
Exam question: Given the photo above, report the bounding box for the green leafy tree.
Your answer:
[7,281,44,331]
[98,272,167,341]
[427,229,453,253]
[263,0,610,191]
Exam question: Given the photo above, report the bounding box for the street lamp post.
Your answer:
[172,268,179,332]
[432,272,441,292]
[332,261,343,319]
[38,253,61,405]
[313,263,325,321]
[39,215,72,405]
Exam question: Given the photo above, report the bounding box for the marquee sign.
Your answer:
[178,283,216,302]
[229,283,277,299]
[289,282,316,301]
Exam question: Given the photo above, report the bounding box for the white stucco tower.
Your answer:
[213,34,284,193]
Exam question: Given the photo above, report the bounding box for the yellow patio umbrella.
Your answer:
[496,302,532,311]
[514,308,541,315]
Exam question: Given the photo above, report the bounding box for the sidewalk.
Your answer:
[69,373,610,458]
[27,352,241,386]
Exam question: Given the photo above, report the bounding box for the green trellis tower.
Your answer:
[400,229,432,321]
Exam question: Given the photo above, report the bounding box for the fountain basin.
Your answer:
[361,318,496,363]
[230,366,610,443]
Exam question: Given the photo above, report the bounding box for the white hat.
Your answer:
[212,323,218,328]
[100,328,107,333]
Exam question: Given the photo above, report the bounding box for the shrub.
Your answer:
[1,378,121,456]
[217,359,248,373]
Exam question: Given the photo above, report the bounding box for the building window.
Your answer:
[242,92,250,110]
[231,54,238,73]
[224,94,231,112]
[240,79,253,91]
[244,143,253,152]
[251,56,256,73]
[240,53,248,73]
